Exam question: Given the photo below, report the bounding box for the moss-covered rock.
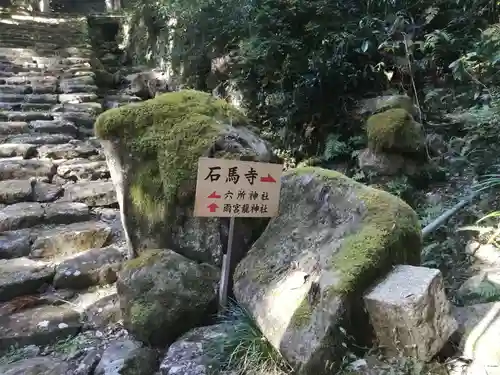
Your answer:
[233,167,421,374]
[366,108,424,153]
[94,89,275,264]
[117,249,219,347]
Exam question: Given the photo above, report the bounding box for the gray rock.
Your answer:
[83,292,121,329]
[0,85,31,94]
[233,168,422,373]
[94,339,158,375]
[0,305,81,351]
[452,302,500,365]
[37,141,99,159]
[62,181,117,207]
[43,201,91,224]
[0,179,33,204]
[7,133,75,145]
[54,111,95,128]
[160,324,237,375]
[0,158,55,181]
[0,201,90,231]
[57,159,109,180]
[117,249,219,346]
[3,111,53,122]
[0,257,54,301]
[0,230,32,258]
[0,121,29,135]
[52,102,102,115]
[0,202,45,231]
[59,93,98,104]
[60,75,96,87]
[31,221,112,259]
[54,245,125,289]
[30,120,78,135]
[0,143,36,158]
[24,93,58,104]
[72,348,102,375]
[0,356,70,375]
[32,181,63,202]
[0,93,24,102]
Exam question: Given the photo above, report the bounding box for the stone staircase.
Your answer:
[0,13,124,353]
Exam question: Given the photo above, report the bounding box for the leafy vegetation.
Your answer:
[120,0,498,161]
[207,301,292,375]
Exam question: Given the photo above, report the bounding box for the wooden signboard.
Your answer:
[194,157,284,309]
[194,157,283,218]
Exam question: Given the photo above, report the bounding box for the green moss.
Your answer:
[286,167,421,296]
[366,108,422,153]
[291,298,314,328]
[130,300,156,329]
[123,249,163,270]
[94,90,248,223]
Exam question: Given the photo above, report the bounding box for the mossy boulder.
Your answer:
[366,108,424,153]
[117,249,219,347]
[233,167,421,374]
[94,90,275,264]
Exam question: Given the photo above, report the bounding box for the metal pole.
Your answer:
[219,216,235,310]
[422,190,481,239]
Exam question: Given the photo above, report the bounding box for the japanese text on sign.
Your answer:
[193,157,283,217]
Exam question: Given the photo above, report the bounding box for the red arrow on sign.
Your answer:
[207,191,221,199]
[260,174,276,183]
[207,203,219,213]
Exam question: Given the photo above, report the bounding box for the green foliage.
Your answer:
[122,0,499,161]
[206,302,293,375]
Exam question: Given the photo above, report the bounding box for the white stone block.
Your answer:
[363,265,458,361]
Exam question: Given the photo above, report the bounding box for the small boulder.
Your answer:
[94,90,275,263]
[233,167,421,373]
[0,356,70,375]
[117,249,219,347]
[357,148,417,176]
[94,338,158,375]
[159,324,237,375]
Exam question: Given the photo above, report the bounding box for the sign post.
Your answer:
[193,157,283,310]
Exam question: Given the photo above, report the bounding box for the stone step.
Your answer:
[53,245,125,290]
[57,159,110,181]
[0,143,37,158]
[6,133,76,145]
[0,157,56,181]
[0,303,81,352]
[0,102,54,111]
[0,201,90,231]
[0,179,63,205]
[0,83,57,94]
[61,180,117,207]
[59,92,99,104]
[0,111,53,122]
[14,93,59,103]
[30,220,112,259]
[0,121,29,135]
[0,219,112,260]
[0,257,54,302]
[36,140,100,159]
